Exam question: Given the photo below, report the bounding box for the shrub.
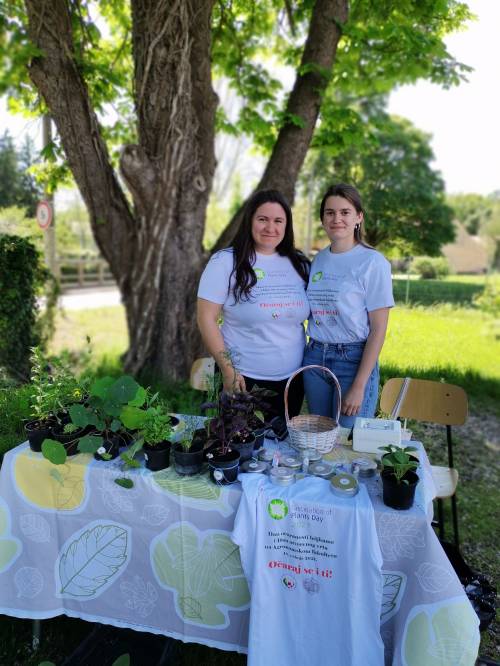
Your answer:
[0,234,50,381]
[474,283,500,317]
[411,256,450,279]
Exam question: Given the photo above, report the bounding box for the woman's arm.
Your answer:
[341,307,390,417]
[196,298,246,393]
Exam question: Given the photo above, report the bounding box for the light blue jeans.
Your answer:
[303,339,379,428]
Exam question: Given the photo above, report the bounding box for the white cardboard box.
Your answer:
[352,417,402,457]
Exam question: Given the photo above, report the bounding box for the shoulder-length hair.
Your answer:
[230,189,310,302]
[319,183,372,248]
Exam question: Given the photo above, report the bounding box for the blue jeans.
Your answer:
[303,339,379,428]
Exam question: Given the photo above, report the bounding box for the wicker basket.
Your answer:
[284,364,341,454]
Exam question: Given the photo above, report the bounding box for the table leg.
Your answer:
[32,619,41,652]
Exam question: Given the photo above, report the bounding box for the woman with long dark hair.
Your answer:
[303,183,394,427]
[197,189,310,418]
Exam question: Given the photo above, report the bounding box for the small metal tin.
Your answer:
[330,473,359,497]
[299,448,322,463]
[258,448,274,463]
[352,457,377,478]
[240,460,268,474]
[280,455,302,470]
[270,467,296,486]
[332,459,352,475]
[309,462,334,479]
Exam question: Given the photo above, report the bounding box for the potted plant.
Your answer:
[379,444,419,510]
[41,375,145,466]
[202,387,273,484]
[24,346,83,452]
[172,416,206,476]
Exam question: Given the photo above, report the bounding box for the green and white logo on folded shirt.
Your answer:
[312,271,323,282]
[268,499,288,520]
[254,268,265,280]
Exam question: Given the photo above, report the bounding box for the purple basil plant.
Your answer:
[201,387,274,456]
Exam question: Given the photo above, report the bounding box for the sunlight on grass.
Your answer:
[381,305,500,401]
[50,305,128,365]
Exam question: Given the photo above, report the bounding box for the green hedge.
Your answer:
[392,278,484,306]
[0,234,49,381]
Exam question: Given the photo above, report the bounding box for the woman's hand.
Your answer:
[222,368,246,394]
[341,384,365,417]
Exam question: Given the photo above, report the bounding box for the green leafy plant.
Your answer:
[379,444,419,484]
[176,415,201,452]
[0,234,50,382]
[41,374,144,465]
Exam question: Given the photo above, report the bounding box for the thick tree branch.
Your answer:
[213,0,348,252]
[25,0,134,283]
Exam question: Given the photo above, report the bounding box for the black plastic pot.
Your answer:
[94,435,121,461]
[50,424,86,456]
[191,428,208,448]
[381,470,419,510]
[206,448,240,485]
[143,440,171,472]
[232,434,256,463]
[253,428,266,451]
[172,440,204,476]
[24,418,56,452]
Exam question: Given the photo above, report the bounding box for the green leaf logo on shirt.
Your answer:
[312,271,323,283]
[268,499,288,520]
[254,268,265,280]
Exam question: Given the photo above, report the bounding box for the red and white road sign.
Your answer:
[36,200,53,230]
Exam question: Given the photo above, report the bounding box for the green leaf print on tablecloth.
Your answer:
[152,468,234,517]
[57,522,130,597]
[0,498,21,573]
[404,599,480,665]
[152,523,250,627]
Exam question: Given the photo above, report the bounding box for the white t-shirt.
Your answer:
[198,249,309,380]
[306,244,394,343]
[232,474,385,666]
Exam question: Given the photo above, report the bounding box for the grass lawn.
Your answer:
[1,297,498,664]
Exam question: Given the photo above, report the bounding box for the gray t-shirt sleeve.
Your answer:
[197,250,233,305]
[364,255,395,312]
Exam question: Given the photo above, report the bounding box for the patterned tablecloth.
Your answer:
[0,432,479,665]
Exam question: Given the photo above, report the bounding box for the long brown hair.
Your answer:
[230,189,309,302]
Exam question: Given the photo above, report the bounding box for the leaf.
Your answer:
[14,566,44,598]
[49,468,64,485]
[19,514,50,543]
[77,434,103,453]
[114,478,134,489]
[90,376,115,399]
[179,596,203,619]
[120,405,147,430]
[109,376,141,404]
[128,386,147,407]
[69,403,91,427]
[58,523,129,596]
[110,419,121,432]
[42,439,67,465]
[112,655,130,666]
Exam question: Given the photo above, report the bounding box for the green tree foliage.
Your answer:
[0,130,41,214]
[447,192,500,268]
[447,193,493,235]
[0,234,48,381]
[308,109,455,255]
[0,0,475,381]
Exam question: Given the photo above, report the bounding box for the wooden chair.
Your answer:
[189,357,215,392]
[380,377,468,548]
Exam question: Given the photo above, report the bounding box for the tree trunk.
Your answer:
[25,0,217,381]
[213,0,349,252]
